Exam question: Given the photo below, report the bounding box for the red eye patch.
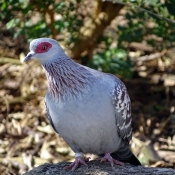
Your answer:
[35,42,52,53]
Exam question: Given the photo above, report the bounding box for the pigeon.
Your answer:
[23,38,141,170]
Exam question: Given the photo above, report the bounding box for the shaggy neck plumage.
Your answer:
[43,57,93,99]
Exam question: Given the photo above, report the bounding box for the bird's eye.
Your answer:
[35,42,52,53]
[42,45,47,50]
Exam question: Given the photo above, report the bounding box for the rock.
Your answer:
[22,160,175,175]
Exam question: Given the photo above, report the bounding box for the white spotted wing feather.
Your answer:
[111,80,132,144]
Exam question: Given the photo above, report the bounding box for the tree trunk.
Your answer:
[70,0,124,61]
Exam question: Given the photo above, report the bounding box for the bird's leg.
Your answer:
[65,153,89,171]
[100,153,124,167]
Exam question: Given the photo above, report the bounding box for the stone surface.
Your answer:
[23,160,175,175]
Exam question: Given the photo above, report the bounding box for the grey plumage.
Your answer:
[23,38,140,169]
[44,99,57,133]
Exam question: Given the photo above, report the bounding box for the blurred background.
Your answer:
[0,0,175,174]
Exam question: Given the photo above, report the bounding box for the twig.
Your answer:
[0,95,10,133]
[44,7,58,39]
[0,57,22,65]
[132,50,167,62]
[104,0,175,25]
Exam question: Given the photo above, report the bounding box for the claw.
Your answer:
[100,153,124,167]
[65,156,89,171]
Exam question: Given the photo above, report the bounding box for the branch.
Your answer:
[44,8,58,39]
[131,50,167,63]
[105,0,175,25]
[0,57,22,65]
[70,0,124,60]
[30,1,58,39]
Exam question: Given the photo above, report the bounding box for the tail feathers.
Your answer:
[99,145,141,166]
[111,151,141,166]
[111,144,141,166]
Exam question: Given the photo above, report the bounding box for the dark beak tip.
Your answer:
[23,57,29,63]
[23,55,32,63]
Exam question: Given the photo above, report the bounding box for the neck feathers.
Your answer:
[43,57,93,99]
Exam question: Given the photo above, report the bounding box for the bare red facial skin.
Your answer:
[35,42,52,53]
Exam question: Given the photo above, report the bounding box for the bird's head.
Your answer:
[23,38,65,65]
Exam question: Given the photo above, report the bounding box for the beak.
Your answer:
[23,51,35,63]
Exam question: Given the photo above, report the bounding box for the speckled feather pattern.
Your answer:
[43,57,94,100]
[111,80,132,144]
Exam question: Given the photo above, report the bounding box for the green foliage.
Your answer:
[0,0,82,41]
[90,48,133,77]
[88,36,133,78]
[118,0,175,51]
[1,0,175,78]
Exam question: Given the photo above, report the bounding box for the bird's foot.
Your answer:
[100,153,124,167]
[65,156,89,171]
